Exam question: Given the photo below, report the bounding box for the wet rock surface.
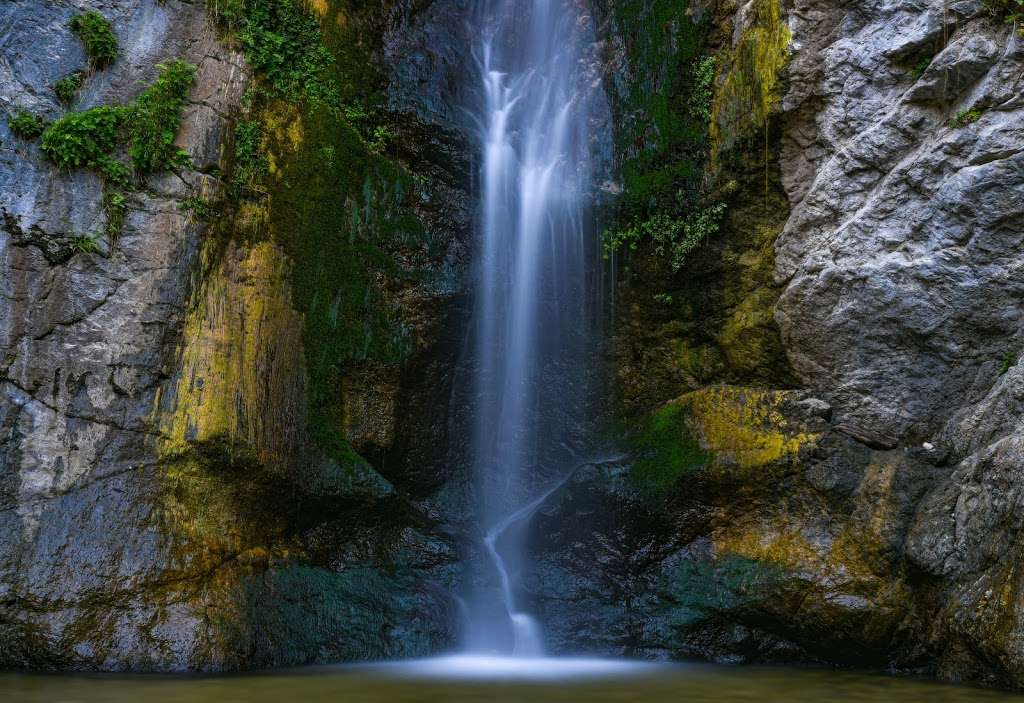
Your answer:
[0,0,470,671]
[536,0,1024,689]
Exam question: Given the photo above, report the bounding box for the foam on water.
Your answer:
[361,655,662,681]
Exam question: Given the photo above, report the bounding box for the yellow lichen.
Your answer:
[719,287,779,373]
[679,385,818,472]
[715,525,822,572]
[155,240,307,470]
[710,0,791,161]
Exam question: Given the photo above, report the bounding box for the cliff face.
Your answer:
[2,0,1024,687]
[1,0,469,670]
[528,0,1024,688]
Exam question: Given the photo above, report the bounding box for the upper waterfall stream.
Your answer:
[463,0,608,655]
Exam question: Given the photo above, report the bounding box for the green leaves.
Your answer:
[603,202,727,271]
[54,71,85,104]
[70,11,118,70]
[232,120,269,194]
[950,108,982,128]
[126,60,197,173]
[210,0,339,106]
[38,61,196,243]
[7,110,48,140]
[40,106,125,168]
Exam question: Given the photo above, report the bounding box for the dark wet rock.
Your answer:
[529,386,942,668]
[0,0,470,671]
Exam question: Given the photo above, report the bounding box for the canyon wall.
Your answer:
[2,0,1024,689]
[0,0,469,670]
[529,0,1024,689]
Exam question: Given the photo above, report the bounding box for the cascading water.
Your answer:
[463,0,609,656]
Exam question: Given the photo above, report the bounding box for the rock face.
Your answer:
[1,0,470,670]
[530,0,1024,690]
[774,0,1024,685]
[775,0,1024,446]
[2,0,1024,688]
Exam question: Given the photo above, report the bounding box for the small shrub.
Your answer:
[367,125,393,155]
[211,0,338,105]
[40,105,125,169]
[180,195,212,222]
[7,110,47,140]
[950,108,982,128]
[691,56,716,123]
[603,202,727,271]
[53,71,85,104]
[910,55,932,79]
[126,60,196,173]
[71,233,102,254]
[70,11,118,70]
[999,349,1017,375]
[103,190,127,237]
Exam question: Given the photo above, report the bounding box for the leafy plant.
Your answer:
[984,0,1024,34]
[39,61,196,243]
[7,110,47,140]
[950,108,982,128]
[126,60,196,173]
[367,125,393,155]
[910,55,932,79]
[999,349,1018,375]
[70,11,118,70]
[181,195,212,222]
[40,105,125,169]
[71,233,102,254]
[103,190,127,237]
[604,202,727,271]
[54,71,85,104]
[232,119,268,193]
[691,56,716,123]
[208,0,338,105]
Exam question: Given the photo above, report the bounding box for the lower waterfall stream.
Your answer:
[461,0,608,658]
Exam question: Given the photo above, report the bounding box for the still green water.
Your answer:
[1,661,1021,703]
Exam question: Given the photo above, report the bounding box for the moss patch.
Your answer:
[710,0,790,160]
[630,402,711,489]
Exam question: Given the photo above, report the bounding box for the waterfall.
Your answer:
[464,0,608,656]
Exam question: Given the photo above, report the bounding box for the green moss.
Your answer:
[710,0,790,160]
[126,60,196,173]
[950,107,982,128]
[7,110,47,140]
[212,0,432,468]
[630,402,710,489]
[53,71,85,105]
[70,11,118,70]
